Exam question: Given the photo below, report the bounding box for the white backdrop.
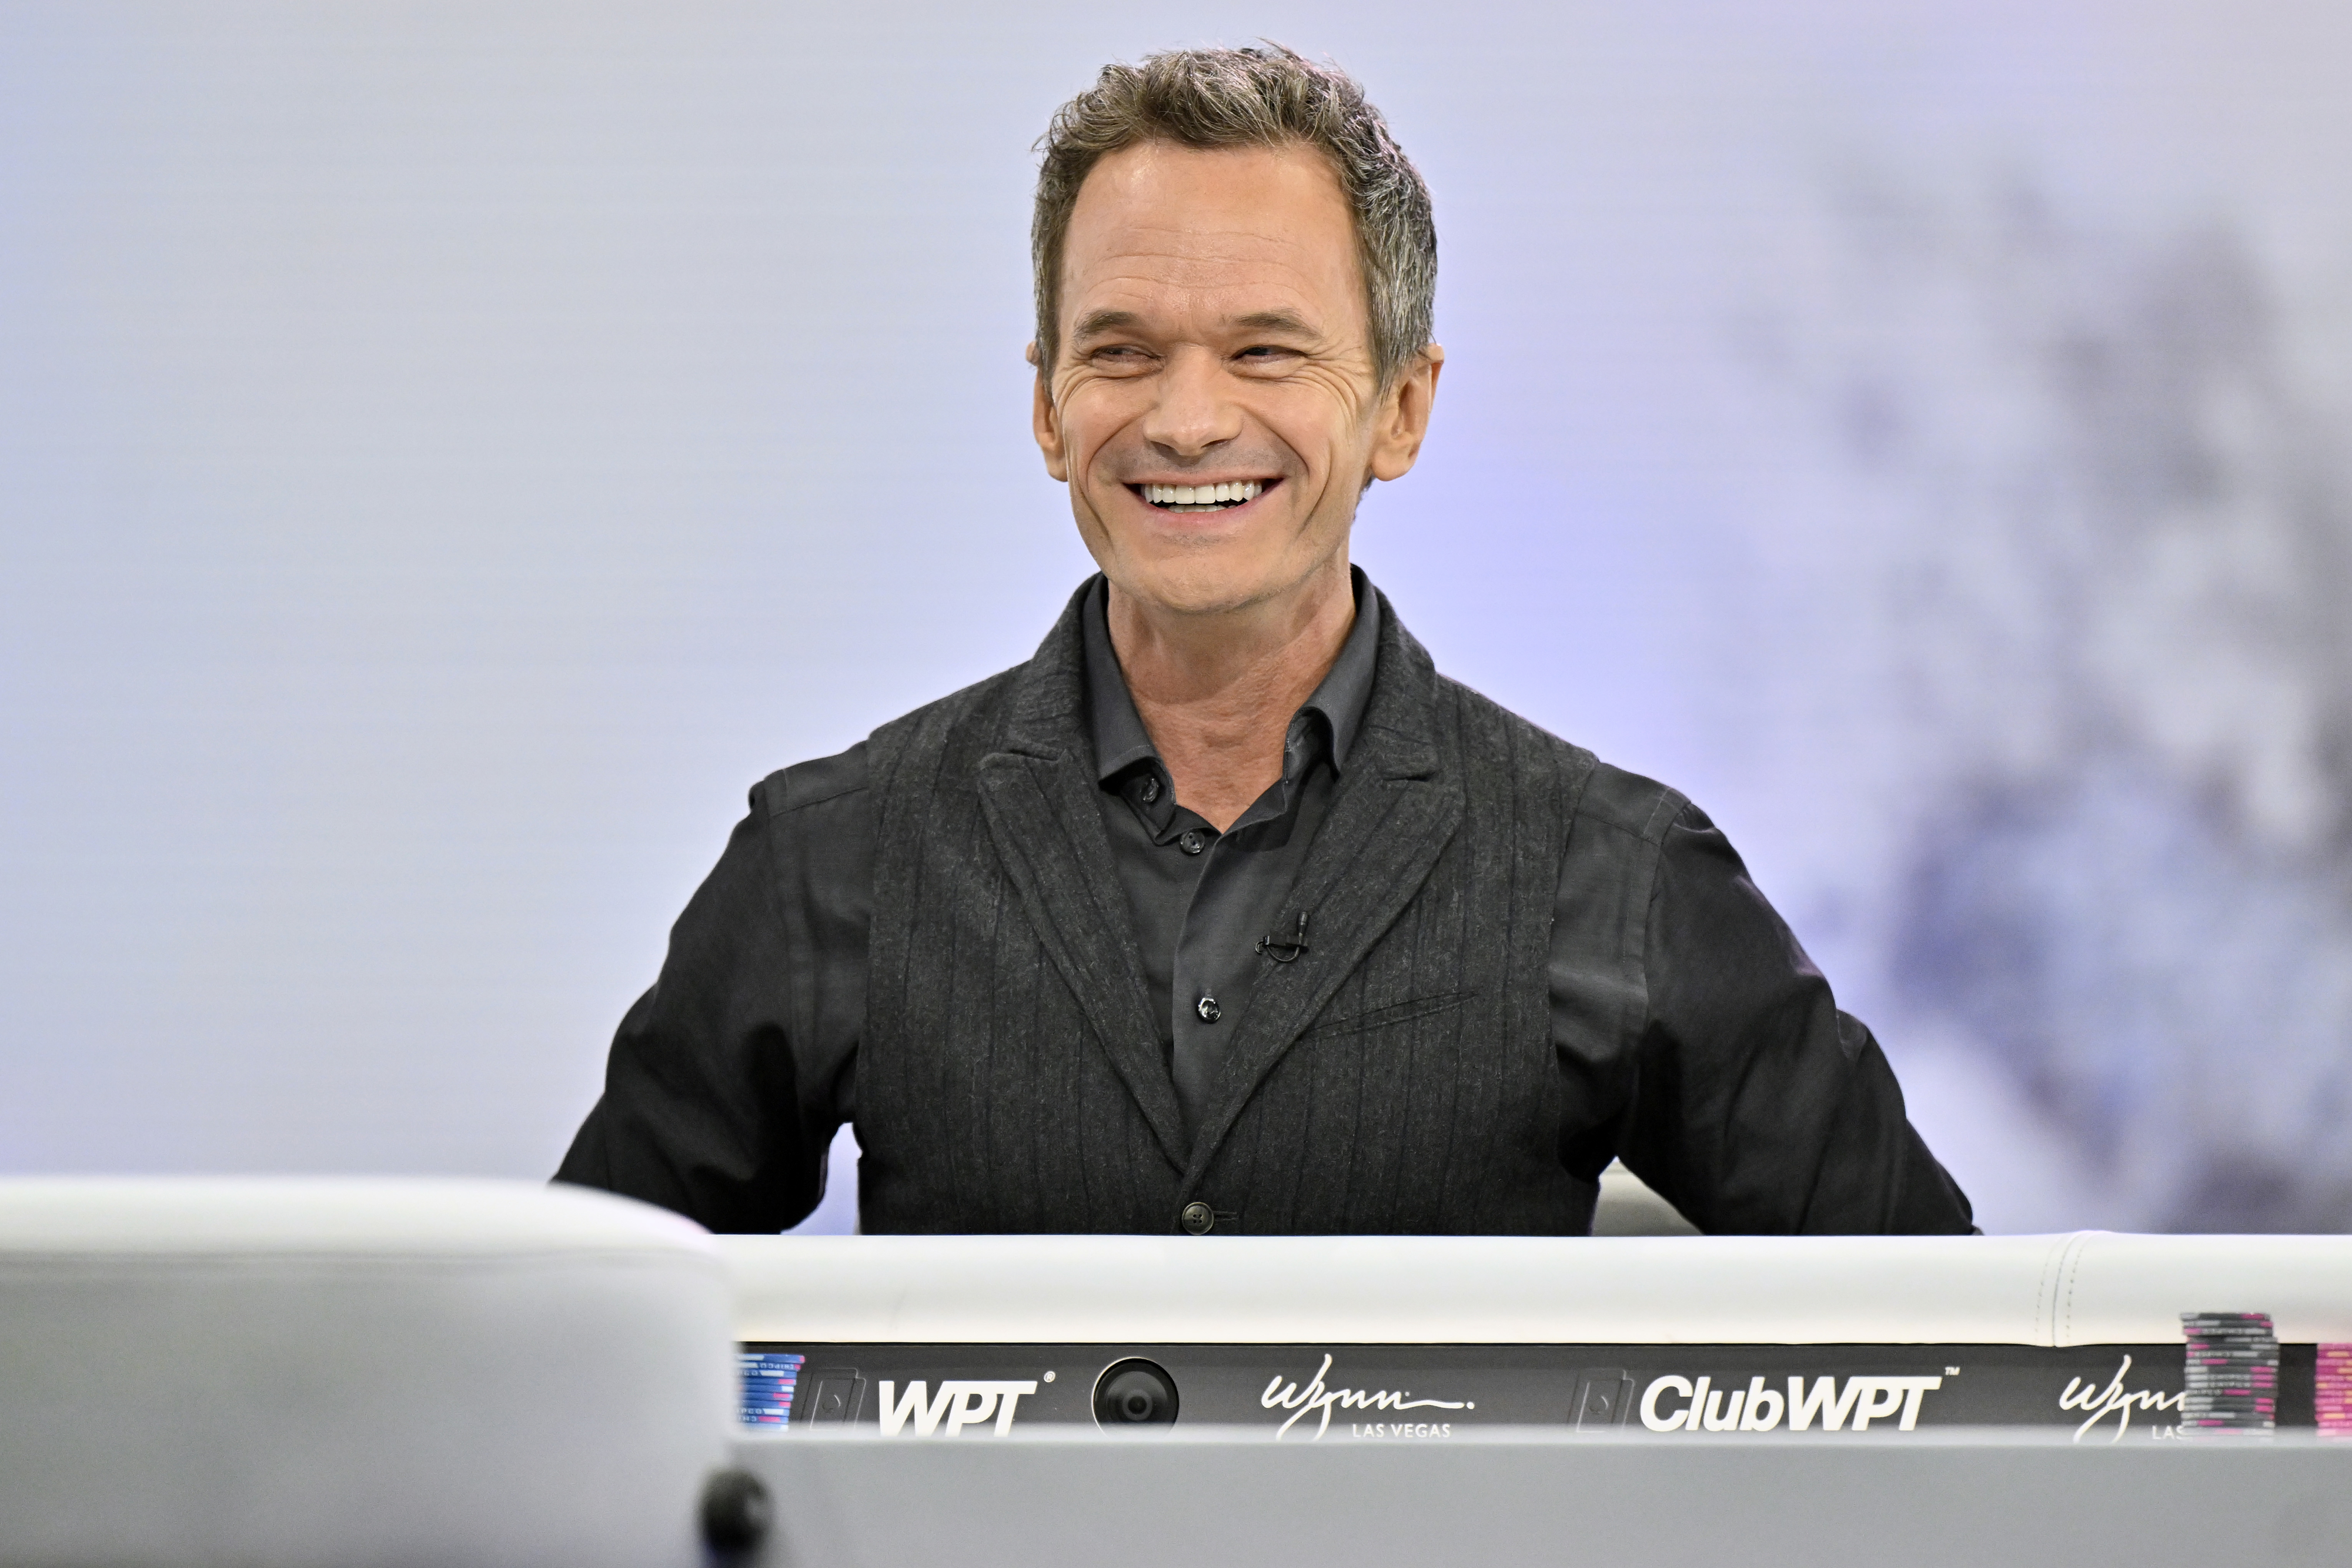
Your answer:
[6,1,2350,1233]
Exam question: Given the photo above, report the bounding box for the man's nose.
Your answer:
[1139,347,1241,458]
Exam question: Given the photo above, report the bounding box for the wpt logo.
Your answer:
[875,1380,1038,1437]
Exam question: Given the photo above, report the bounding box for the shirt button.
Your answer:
[1178,829,1207,855]
[1180,1201,1215,1235]
[1137,775,1161,805]
[1195,995,1221,1024]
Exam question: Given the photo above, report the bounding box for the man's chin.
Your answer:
[1102,555,1344,623]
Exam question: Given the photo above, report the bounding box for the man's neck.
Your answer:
[1107,557,1356,833]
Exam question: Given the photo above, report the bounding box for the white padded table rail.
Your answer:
[0,1178,734,1568]
[721,1231,2352,1345]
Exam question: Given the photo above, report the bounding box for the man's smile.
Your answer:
[1129,478,1277,514]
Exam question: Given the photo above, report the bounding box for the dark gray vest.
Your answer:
[856,583,1603,1235]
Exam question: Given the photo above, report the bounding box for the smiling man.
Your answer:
[556,45,1975,1236]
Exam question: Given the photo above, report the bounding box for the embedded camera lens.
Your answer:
[1091,1359,1179,1427]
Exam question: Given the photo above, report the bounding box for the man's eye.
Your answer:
[1090,346,1152,365]
[1235,346,1299,366]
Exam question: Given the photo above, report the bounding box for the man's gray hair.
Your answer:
[1032,43,1436,390]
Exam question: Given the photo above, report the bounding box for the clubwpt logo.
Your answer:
[1261,1353,1472,1440]
[2059,1355,2184,1442]
[1638,1373,1944,1432]
[875,1379,1040,1437]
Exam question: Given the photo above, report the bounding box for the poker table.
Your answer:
[4,1179,2349,1567]
[721,1229,2352,1564]
[724,1229,2338,1437]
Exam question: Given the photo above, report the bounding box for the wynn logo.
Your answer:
[2059,1356,2183,1442]
[1260,1353,1470,1440]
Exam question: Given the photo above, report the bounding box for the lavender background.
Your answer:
[6,2,2349,1234]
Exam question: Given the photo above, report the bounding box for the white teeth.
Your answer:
[1141,480,1266,509]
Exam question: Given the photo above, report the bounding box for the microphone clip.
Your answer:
[1255,911,1311,964]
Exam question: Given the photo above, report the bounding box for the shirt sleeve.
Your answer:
[553,744,872,1233]
[1603,800,1975,1235]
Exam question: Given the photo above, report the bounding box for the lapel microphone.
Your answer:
[1255,910,1311,964]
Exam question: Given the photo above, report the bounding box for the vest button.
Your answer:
[1195,994,1221,1024]
[1178,829,1207,855]
[1137,775,1161,805]
[1180,1201,1215,1235]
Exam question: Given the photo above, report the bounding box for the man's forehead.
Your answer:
[1066,143,1349,248]
[1064,253,1331,323]
[1060,143,1359,332]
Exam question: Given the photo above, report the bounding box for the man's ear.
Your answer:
[1028,342,1070,482]
[1367,344,1444,483]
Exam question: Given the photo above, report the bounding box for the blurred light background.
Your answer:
[5,1,2349,1235]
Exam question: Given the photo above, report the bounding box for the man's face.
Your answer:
[1033,141,1438,618]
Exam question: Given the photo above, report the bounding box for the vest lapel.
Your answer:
[1176,608,1466,1193]
[974,587,1190,1171]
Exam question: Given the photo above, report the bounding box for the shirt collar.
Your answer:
[1082,567,1382,787]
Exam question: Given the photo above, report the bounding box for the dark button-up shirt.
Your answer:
[557,574,1974,1236]
[1083,573,1381,1138]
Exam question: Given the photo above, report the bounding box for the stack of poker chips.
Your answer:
[2179,1312,2277,1439]
[2317,1343,2352,1439]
